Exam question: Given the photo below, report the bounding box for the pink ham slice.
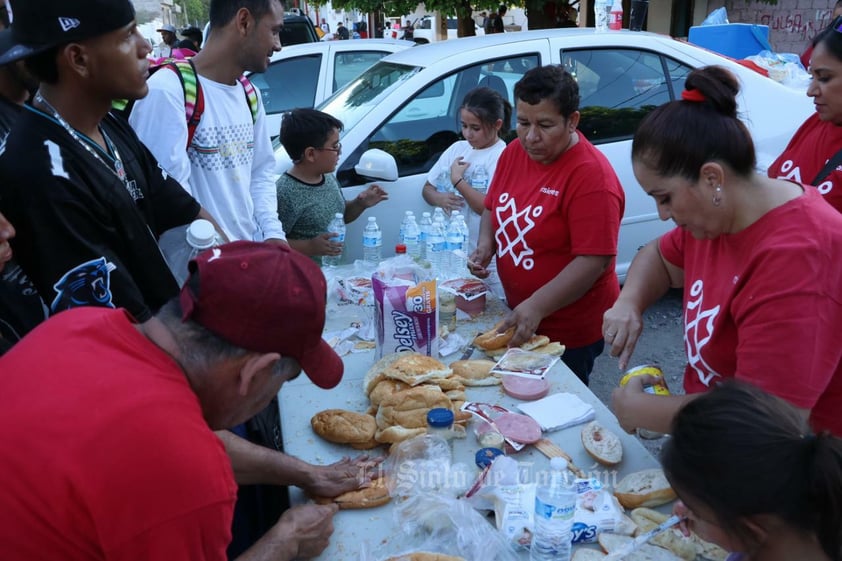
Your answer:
[502,375,550,401]
[494,412,542,444]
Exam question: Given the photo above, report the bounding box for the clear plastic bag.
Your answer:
[744,49,810,89]
[700,6,728,25]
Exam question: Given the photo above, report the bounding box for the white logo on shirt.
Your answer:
[494,192,542,270]
[776,159,833,195]
[685,279,722,386]
[58,17,81,32]
[208,248,222,262]
[540,186,559,197]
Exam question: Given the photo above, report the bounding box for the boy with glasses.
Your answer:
[276,108,387,264]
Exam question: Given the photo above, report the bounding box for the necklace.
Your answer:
[33,92,143,202]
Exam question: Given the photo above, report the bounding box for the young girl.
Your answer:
[662,382,842,561]
[422,86,511,288]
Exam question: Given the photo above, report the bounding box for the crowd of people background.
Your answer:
[0,0,841,560]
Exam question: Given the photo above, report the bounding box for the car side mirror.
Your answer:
[354,148,398,181]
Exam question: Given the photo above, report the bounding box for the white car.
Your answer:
[275,29,813,280]
[247,39,414,137]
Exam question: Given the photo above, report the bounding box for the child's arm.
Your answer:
[344,184,388,223]
[287,233,342,257]
[422,182,464,214]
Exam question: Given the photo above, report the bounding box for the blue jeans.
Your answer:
[561,339,605,386]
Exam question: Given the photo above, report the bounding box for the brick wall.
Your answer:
[707,0,837,54]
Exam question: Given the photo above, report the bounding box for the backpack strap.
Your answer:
[811,148,842,186]
[162,59,203,149]
[236,74,260,124]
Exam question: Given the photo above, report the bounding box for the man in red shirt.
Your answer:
[0,241,352,560]
[470,65,625,385]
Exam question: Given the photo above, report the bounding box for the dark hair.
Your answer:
[280,108,343,162]
[461,86,512,136]
[514,65,579,119]
[812,15,842,60]
[631,66,755,182]
[23,46,60,84]
[499,4,508,14]
[662,381,842,561]
[208,0,276,30]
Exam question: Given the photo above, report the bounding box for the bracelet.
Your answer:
[453,177,465,188]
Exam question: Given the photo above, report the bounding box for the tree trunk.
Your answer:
[456,0,477,37]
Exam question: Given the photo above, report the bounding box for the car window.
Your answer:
[563,48,692,143]
[333,51,392,92]
[337,54,539,184]
[251,54,322,117]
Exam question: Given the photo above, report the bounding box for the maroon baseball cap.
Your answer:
[180,241,343,389]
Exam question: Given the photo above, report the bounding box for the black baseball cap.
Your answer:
[0,0,136,66]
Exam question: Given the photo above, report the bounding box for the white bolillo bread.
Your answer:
[631,508,728,561]
[473,321,515,350]
[310,409,377,445]
[597,533,684,561]
[614,469,677,509]
[449,359,500,386]
[581,421,623,466]
[382,353,452,386]
[375,385,452,429]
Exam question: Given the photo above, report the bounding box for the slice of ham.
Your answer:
[502,375,550,401]
[494,412,542,444]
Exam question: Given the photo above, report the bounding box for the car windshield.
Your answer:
[318,61,420,136]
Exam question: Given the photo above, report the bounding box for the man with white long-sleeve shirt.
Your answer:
[130,0,286,245]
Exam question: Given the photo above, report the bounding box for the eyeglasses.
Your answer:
[833,15,842,31]
[315,143,342,153]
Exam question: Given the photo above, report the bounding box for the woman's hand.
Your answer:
[602,299,644,370]
[502,299,542,348]
[468,245,493,278]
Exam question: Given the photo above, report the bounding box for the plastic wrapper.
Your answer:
[744,50,810,89]
[383,434,473,499]
[700,6,728,25]
[372,255,437,358]
[571,479,633,544]
[360,493,521,561]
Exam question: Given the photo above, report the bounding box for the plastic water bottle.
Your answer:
[403,215,421,260]
[399,210,414,244]
[362,216,382,266]
[455,213,470,259]
[531,457,576,561]
[446,217,465,276]
[594,0,609,31]
[432,207,446,224]
[469,164,489,195]
[323,212,345,267]
[436,169,451,193]
[427,216,446,275]
[419,211,432,261]
[609,0,623,30]
[165,219,220,286]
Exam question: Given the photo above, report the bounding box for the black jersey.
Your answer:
[0,107,200,322]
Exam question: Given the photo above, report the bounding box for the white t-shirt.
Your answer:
[130,68,285,242]
[425,138,506,246]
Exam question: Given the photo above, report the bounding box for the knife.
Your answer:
[603,515,683,561]
[459,332,482,361]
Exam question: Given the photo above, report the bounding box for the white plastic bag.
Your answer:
[700,6,728,25]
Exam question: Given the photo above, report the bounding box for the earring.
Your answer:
[712,185,722,207]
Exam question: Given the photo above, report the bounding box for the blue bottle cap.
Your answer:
[475,447,505,468]
[426,407,454,428]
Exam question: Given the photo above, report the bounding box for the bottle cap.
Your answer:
[334,212,343,219]
[186,219,217,249]
[368,216,376,222]
[395,244,407,254]
[550,457,568,471]
[426,407,454,428]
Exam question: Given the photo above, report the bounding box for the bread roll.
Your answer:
[364,353,403,395]
[376,385,452,429]
[473,321,515,350]
[310,409,377,445]
[369,379,410,407]
[597,533,683,561]
[531,342,566,356]
[614,468,677,509]
[572,549,606,561]
[375,425,427,444]
[581,421,623,466]
[449,359,500,386]
[383,353,452,386]
[520,334,550,351]
[313,478,390,509]
[630,508,697,561]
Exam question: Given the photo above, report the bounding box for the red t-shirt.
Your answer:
[485,135,625,348]
[0,308,238,560]
[768,113,842,214]
[660,186,842,436]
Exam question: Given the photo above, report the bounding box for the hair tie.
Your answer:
[681,89,706,103]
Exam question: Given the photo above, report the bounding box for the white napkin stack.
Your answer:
[517,392,595,431]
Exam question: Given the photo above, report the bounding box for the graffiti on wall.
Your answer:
[758,10,833,42]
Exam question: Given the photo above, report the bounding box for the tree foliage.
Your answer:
[182,0,210,27]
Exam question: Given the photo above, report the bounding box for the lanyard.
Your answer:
[31,93,143,202]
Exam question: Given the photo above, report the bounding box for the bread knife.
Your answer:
[459,332,482,361]
[602,515,683,560]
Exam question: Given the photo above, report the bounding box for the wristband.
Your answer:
[453,177,465,188]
